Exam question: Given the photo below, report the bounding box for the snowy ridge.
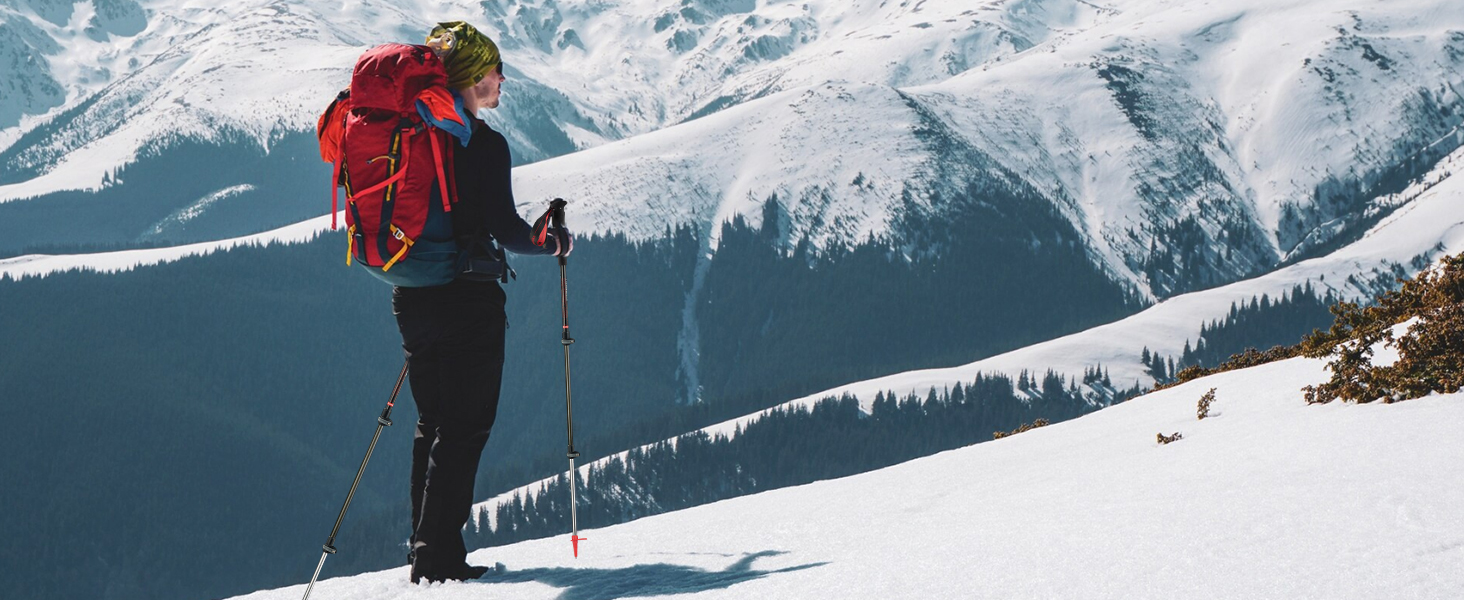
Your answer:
[235,354,1464,599]
[141,183,257,240]
[0,0,1074,199]
[466,143,1464,528]
[0,212,331,280]
[3,1,1461,299]
[904,1,1464,292]
[7,132,1454,284]
[505,0,1464,297]
[509,81,939,251]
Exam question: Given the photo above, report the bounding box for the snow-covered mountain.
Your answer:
[3,0,1461,297]
[0,0,1060,192]
[457,141,1464,528]
[231,347,1464,600]
[506,0,1464,297]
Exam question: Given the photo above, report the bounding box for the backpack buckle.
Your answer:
[392,227,406,241]
[398,118,424,134]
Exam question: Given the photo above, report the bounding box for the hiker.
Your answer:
[391,22,573,583]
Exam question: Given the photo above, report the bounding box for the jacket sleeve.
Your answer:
[480,130,554,256]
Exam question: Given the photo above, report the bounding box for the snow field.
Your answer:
[234,357,1464,600]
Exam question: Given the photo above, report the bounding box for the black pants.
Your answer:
[392,279,507,572]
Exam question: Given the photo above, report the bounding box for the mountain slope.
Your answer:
[231,357,1464,600]
[503,0,1464,297]
[0,0,1090,255]
[2,0,1459,299]
[774,143,1464,404]
[462,142,1463,526]
[0,0,1077,195]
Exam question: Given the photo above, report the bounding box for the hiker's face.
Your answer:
[465,66,505,114]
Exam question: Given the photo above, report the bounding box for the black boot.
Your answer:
[410,562,490,584]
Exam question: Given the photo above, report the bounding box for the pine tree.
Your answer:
[949,382,967,407]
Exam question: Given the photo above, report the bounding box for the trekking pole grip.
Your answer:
[548,198,568,266]
[549,198,567,227]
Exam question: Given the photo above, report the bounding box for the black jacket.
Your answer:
[449,118,553,257]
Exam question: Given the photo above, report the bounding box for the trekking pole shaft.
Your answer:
[302,361,408,600]
[325,423,386,546]
[302,553,329,600]
[569,455,579,533]
[561,259,575,449]
[559,256,581,544]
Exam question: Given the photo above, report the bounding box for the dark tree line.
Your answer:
[1140,283,1339,385]
[472,370,1142,547]
[1183,283,1339,368]
[698,193,1144,408]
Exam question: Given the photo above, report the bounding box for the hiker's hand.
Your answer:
[549,227,573,257]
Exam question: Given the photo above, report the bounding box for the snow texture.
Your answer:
[2,0,1462,298]
[230,357,1464,600]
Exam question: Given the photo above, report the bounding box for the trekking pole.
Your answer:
[302,360,408,600]
[547,198,586,557]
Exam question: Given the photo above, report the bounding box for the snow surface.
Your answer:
[232,357,1464,600]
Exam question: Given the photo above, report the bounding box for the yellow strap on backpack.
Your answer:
[382,224,415,272]
[345,225,357,266]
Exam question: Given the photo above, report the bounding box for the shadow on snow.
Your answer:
[482,550,827,600]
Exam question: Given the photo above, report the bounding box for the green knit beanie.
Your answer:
[426,22,501,90]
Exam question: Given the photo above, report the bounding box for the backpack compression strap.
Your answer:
[347,129,414,202]
[383,224,416,272]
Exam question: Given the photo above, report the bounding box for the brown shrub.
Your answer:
[1156,432,1184,445]
[1152,252,1463,405]
[993,418,1050,440]
[1196,388,1216,420]
[1303,253,1464,404]
[1158,345,1299,391]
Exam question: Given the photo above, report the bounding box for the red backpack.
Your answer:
[317,44,467,286]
